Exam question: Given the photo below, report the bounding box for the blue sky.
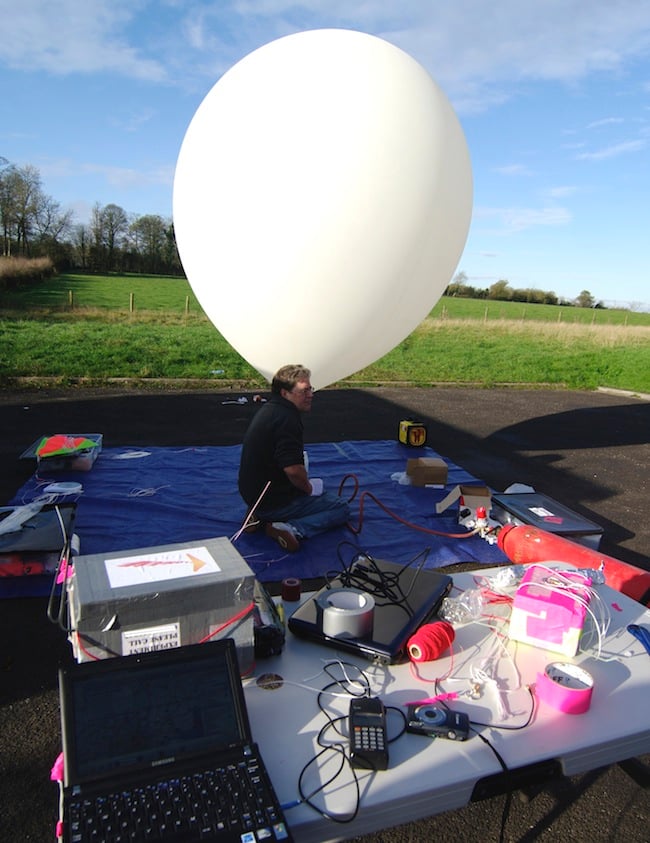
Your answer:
[2,0,649,308]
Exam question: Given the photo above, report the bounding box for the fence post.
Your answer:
[185,295,190,316]
[130,292,134,313]
[68,290,74,309]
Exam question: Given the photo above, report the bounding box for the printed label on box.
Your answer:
[105,545,221,588]
[530,506,555,518]
[122,623,181,655]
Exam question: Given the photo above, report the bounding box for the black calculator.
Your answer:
[349,696,389,770]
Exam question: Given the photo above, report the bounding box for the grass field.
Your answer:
[5,272,650,326]
[1,273,649,392]
[3,273,203,313]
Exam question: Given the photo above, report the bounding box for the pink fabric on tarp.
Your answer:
[7,441,507,591]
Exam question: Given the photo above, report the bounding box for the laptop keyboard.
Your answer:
[67,757,290,842]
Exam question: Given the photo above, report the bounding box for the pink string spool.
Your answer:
[407,621,455,663]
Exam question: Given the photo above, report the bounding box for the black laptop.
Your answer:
[58,639,292,842]
[288,557,453,664]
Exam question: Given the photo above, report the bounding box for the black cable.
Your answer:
[435,680,536,843]
[293,661,407,825]
[326,545,433,621]
[295,663,368,823]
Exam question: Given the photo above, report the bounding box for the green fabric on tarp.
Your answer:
[35,435,98,458]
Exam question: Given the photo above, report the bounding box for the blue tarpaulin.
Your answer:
[5,441,507,595]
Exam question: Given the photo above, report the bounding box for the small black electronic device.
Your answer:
[349,696,389,771]
[252,580,285,658]
[406,703,470,741]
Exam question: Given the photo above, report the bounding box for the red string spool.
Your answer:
[407,621,455,663]
[281,577,302,602]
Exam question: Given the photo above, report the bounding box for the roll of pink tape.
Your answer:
[536,662,593,714]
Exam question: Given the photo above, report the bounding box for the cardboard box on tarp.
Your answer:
[435,484,492,517]
[406,457,448,487]
[491,492,604,550]
[20,433,103,473]
[67,536,255,673]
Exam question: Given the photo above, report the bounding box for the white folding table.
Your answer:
[242,565,650,843]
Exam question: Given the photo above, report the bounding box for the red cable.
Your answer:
[74,601,256,660]
[75,631,101,661]
[338,473,480,540]
[198,600,255,643]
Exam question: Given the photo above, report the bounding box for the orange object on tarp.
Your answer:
[36,435,97,458]
[0,554,46,577]
[498,524,650,607]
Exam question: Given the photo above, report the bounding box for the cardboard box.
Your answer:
[406,457,448,487]
[435,484,491,516]
[491,492,604,550]
[67,536,255,673]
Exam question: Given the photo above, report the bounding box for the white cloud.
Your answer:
[586,117,625,129]
[37,155,173,200]
[476,205,572,234]
[576,139,646,160]
[4,1,650,104]
[542,185,579,199]
[109,108,157,134]
[380,1,650,110]
[80,161,174,190]
[494,164,533,177]
[0,0,167,81]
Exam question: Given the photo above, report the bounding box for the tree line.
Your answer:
[447,273,603,309]
[0,157,182,276]
[1,156,603,307]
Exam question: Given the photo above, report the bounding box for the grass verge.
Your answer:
[2,311,649,393]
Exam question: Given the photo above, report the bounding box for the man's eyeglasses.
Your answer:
[293,386,314,395]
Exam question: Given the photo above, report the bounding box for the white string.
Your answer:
[246,659,376,699]
[250,679,363,700]
[469,664,508,720]
[231,480,271,542]
[127,485,171,497]
[516,566,612,659]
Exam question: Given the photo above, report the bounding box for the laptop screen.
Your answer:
[60,640,250,786]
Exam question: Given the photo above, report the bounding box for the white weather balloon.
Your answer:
[173,29,472,389]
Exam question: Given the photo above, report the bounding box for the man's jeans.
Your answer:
[258,491,350,538]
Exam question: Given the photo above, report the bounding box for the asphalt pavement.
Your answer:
[0,385,648,842]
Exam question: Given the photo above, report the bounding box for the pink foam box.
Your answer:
[509,565,592,657]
